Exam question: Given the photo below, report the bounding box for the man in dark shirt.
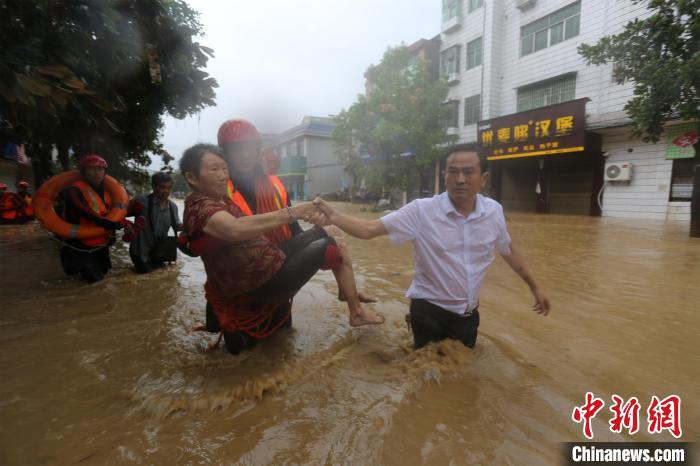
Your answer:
[127,172,183,273]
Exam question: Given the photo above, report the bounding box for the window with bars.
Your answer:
[442,0,462,22]
[464,95,481,126]
[468,0,483,13]
[466,37,482,70]
[520,2,580,57]
[517,74,576,112]
[440,45,461,76]
[442,100,460,128]
[670,158,695,201]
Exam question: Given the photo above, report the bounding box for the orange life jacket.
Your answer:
[71,180,112,246]
[226,175,291,243]
[1,193,18,220]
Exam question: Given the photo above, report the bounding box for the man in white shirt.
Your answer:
[313,143,550,349]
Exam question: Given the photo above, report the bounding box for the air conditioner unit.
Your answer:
[515,0,536,10]
[446,127,459,136]
[447,72,460,85]
[604,161,632,181]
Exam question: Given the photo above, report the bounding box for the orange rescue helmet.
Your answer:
[79,153,108,168]
[217,119,259,147]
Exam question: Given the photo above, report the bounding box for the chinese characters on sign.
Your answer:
[572,393,682,440]
[478,98,589,161]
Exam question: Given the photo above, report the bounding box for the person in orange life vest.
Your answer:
[59,154,129,283]
[0,182,23,222]
[16,180,34,220]
[261,148,280,176]
[222,120,379,328]
[181,144,384,355]
[217,120,377,299]
[1,182,17,221]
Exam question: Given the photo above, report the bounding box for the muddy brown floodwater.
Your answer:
[1,202,698,465]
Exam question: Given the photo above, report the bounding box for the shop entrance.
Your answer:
[491,151,602,215]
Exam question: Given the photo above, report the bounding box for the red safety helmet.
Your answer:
[217,119,259,147]
[0,182,7,190]
[79,153,108,168]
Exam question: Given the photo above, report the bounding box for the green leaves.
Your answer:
[333,45,453,195]
[578,0,700,141]
[0,0,218,182]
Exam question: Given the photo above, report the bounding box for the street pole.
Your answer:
[690,126,700,237]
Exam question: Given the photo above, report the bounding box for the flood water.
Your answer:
[1,202,698,465]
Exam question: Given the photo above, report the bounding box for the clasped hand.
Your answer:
[289,197,335,227]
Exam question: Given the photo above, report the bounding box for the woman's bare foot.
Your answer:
[339,291,377,303]
[349,306,385,327]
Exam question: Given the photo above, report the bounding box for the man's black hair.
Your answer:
[443,143,489,173]
[151,171,173,186]
[179,143,224,179]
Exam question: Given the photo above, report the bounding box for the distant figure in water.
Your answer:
[125,171,182,273]
[314,143,551,350]
[179,143,384,355]
[15,180,34,221]
[0,182,23,223]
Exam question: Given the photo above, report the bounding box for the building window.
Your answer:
[517,74,576,112]
[288,140,298,157]
[464,95,481,126]
[611,62,624,84]
[669,158,695,201]
[442,0,462,22]
[520,1,581,57]
[442,100,459,128]
[466,37,482,70]
[468,0,483,13]
[440,45,461,76]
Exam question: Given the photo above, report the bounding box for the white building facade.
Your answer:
[440,0,693,220]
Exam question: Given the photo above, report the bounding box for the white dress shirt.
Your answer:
[380,193,511,315]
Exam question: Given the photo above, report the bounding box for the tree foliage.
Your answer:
[333,46,455,196]
[578,0,699,142]
[578,0,700,236]
[0,0,218,184]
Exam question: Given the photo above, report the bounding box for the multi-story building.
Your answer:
[439,0,693,220]
[266,116,352,200]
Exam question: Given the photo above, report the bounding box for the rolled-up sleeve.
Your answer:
[495,205,512,255]
[379,200,421,245]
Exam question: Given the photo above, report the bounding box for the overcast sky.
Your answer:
[157,0,441,169]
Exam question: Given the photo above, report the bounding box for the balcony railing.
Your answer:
[278,155,306,176]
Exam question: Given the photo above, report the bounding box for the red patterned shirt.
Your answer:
[183,193,285,300]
